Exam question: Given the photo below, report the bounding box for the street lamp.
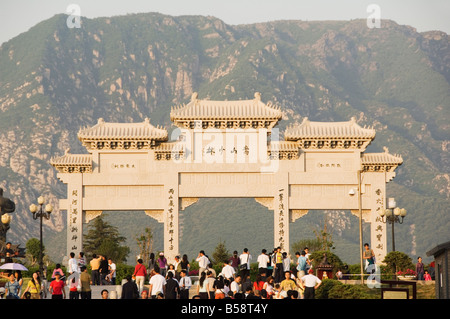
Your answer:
[349,169,364,284]
[29,196,53,279]
[378,198,406,252]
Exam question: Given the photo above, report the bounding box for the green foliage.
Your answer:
[316,279,343,299]
[212,240,231,265]
[310,251,344,273]
[327,283,377,299]
[291,238,322,254]
[83,214,130,264]
[25,238,44,266]
[382,251,415,273]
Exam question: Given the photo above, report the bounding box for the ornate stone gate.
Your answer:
[51,93,403,263]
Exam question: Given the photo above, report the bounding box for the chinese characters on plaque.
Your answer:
[69,189,80,251]
[167,188,175,251]
[374,188,384,258]
[277,188,286,250]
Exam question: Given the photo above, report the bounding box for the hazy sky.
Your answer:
[1,0,449,45]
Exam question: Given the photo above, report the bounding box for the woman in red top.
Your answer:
[49,273,66,299]
[253,274,265,292]
[133,259,147,294]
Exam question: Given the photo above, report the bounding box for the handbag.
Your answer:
[239,254,249,270]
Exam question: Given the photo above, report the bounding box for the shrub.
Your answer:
[328,284,376,299]
[316,279,343,299]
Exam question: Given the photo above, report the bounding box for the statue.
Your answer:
[317,253,334,280]
[0,188,15,243]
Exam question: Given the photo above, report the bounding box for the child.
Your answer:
[424,270,431,281]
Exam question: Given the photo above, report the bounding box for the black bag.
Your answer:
[239,263,248,271]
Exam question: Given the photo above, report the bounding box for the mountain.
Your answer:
[0,13,448,265]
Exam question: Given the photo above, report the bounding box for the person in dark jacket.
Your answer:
[121,275,139,299]
[164,271,180,299]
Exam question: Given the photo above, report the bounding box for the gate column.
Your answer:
[164,173,179,263]
[274,173,290,253]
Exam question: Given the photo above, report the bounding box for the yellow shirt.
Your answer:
[90,257,101,270]
[27,280,41,294]
[280,279,297,291]
[275,252,283,264]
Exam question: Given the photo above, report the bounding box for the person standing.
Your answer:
[196,250,210,277]
[49,273,66,299]
[239,248,252,284]
[363,243,375,273]
[149,269,166,299]
[99,255,109,285]
[79,266,92,299]
[229,251,240,272]
[179,269,192,299]
[4,242,14,263]
[164,271,180,299]
[4,272,20,299]
[108,258,116,285]
[21,271,41,299]
[77,252,86,272]
[90,254,101,285]
[257,249,270,277]
[296,250,307,279]
[300,269,322,299]
[220,260,236,281]
[180,254,190,274]
[158,252,168,277]
[230,274,241,296]
[121,275,139,299]
[273,247,284,284]
[133,258,147,294]
[416,257,425,280]
[68,252,78,276]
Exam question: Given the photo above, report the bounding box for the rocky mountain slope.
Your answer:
[0,13,448,264]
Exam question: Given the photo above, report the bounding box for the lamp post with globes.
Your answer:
[29,196,53,278]
[378,198,407,252]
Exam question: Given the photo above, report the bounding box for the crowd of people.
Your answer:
[0,246,323,299]
[2,243,434,300]
[111,246,321,300]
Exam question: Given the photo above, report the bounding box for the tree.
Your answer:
[83,214,129,264]
[25,238,44,266]
[382,251,415,275]
[313,215,335,251]
[212,240,230,265]
[136,227,153,266]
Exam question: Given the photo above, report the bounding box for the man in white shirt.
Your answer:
[239,248,252,282]
[257,249,270,277]
[300,269,322,299]
[68,252,78,275]
[220,261,236,281]
[179,270,192,299]
[230,274,241,296]
[149,268,166,299]
[108,258,116,285]
[196,250,210,276]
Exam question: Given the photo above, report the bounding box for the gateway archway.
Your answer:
[51,92,403,264]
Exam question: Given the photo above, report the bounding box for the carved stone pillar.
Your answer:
[66,174,83,258]
[164,175,179,262]
[274,173,289,253]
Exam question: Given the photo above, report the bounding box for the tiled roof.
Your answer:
[78,118,168,141]
[170,92,282,121]
[284,117,376,140]
[362,148,403,165]
[50,150,92,166]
